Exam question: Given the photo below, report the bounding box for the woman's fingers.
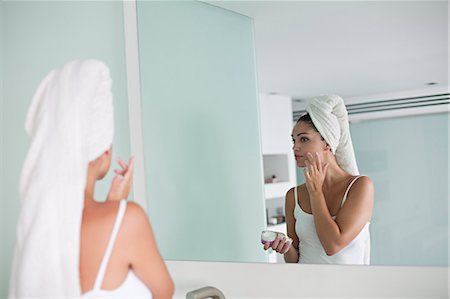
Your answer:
[118,157,127,168]
[115,157,135,178]
[261,234,291,254]
[276,236,289,252]
[275,239,285,252]
[271,234,280,249]
[304,160,312,177]
[305,154,312,172]
[107,175,123,201]
[127,157,135,176]
[114,169,125,176]
[307,152,315,164]
[114,158,128,176]
[306,152,329,175]
[123,158,135,181]
[108,157,135,201]
[308,152,319,173]
[309,151,328,173]
[273,234,290,253]
[280,238,292,254]
[315,152,322,170]
[121,157,135,198]
[304,165,311,181]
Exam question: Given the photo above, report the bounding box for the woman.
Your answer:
[263,95,373,264]
[9,60,174,298]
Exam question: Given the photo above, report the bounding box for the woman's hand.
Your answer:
[304,152,329,194]
[107,157,135,201]
[262,233,292,254]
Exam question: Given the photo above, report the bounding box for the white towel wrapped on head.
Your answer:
[9,59,114,298]
[305,95,359,175]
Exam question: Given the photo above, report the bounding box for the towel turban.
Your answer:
[305,95,359,175]
[9,59,114,298]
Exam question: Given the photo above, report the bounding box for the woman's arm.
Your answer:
[284,188,300,263]
[305,153,374,256]
[309,177,373,255]
[124,202,174,299]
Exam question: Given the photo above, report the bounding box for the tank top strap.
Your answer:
[293,186,299,208]
[340,175,364,208]
[93,199,128,290]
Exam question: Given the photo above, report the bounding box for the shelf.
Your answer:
[264,181,292,199]
[263,154,289,183]
[264,181,289,185]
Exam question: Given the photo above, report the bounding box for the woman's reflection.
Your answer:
[263,95,373,265]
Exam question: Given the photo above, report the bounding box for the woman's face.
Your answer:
[291,121,328,168]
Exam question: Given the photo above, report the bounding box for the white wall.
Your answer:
[260,93,297,200]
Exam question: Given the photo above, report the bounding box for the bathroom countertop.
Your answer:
[167,260,448,299]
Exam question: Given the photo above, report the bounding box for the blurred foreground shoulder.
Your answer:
[125,200,148,219]
[122,200,175,299]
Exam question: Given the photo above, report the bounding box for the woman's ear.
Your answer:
[105,146,112,156]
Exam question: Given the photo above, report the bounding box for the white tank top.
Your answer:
[82,200,153,298]
[294,176,371,265]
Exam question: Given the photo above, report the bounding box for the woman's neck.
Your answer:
[84,165,98,208]
[323,160,351,190]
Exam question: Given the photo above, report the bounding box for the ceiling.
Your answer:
[206,1,448,102]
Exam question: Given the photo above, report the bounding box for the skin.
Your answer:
[79,147,174,298]
[263,121,374,262]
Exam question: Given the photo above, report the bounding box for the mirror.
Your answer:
[134,1,448,266]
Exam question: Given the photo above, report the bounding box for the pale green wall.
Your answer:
[137,1,267,262]
[1,2,129,296]
[447,107,450,291]
[351,114,448,266]
[0,0,5,295]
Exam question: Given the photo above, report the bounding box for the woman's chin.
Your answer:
[296,162,306,168]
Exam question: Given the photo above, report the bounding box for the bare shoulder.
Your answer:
[285,184,306,205]
[125,200,147,216]
[83,200,121,222]
[285,186,296,202]
[123,201,149,228]
[347,176,374,203]
[117,201,153,253]
[285,187,295,198]
[298,183,307,192]
[286,184,306,196]
[353,176,374,192]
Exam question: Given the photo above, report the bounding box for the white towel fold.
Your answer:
[305,95,359,175]
[9,59,114,298]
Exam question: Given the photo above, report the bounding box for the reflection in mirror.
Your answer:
[134,1,448,266]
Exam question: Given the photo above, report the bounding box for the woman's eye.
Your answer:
[301,137,308,142]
